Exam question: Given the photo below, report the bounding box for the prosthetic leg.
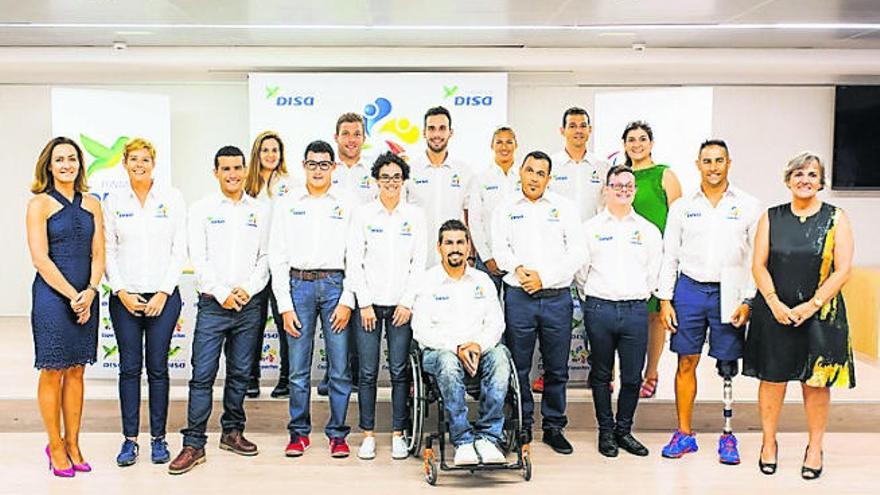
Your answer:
[716,360,741,465]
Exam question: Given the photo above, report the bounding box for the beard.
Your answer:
[427,140,448,154]
[445,252,464,267]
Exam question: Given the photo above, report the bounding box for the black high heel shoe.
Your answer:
[758,441,778,475]
[801,447,823,480]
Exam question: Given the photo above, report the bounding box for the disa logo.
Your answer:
[267,85,316,107]
[443,84,494,106]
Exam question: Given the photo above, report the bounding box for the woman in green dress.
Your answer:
[745,152,854,480]
[621,121,682,398]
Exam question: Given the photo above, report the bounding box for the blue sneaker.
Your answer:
[116,439,139,467]
[151,437,171,464]
[718,433,741,465]
[661,430,698,458]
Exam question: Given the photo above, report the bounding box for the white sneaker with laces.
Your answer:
[453,442,479,466]
[474,438,506,464]
[358,436,376,460]
[391,435,408,459]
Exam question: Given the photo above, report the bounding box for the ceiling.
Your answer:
[3,0,880,49]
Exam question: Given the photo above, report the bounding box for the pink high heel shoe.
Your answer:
[69,454,92,472]
[45,445,75,478]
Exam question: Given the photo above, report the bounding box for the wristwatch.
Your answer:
[87,284,99,294]
[741,298,754,308]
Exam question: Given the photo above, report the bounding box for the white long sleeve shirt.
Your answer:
[491,191,587,289]
[289,158,377,206]
[406,154,475,265]
[188,193,270,304]
[102,184,187,294]
[657,185,761,300]
[346,199,427,308]
[411,265,504,353]
[576,208,663,301]
[467,163,521,262]
[268,186,355,313]
[549,150,610,222]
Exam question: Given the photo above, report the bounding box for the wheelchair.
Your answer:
[401,344,532,485]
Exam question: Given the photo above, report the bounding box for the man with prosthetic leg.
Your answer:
[657,140,760,464]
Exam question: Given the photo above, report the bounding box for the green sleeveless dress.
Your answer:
[633,164,670,312]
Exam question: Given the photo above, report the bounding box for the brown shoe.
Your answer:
[220,430,259,456]
[168,446,205,475]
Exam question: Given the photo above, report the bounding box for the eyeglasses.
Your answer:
[304,160,333,171]
[378,174,403,183]
[607,183,636,192]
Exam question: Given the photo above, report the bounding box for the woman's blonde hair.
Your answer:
[123,137,156,161]
[784,151,826,191]
[30,137,88,194]
[245,131,287,198]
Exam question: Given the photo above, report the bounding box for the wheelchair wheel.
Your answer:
[423,448,438,485]
[403,350,425,456]
[506,354,525,452]
[522,445,532,481]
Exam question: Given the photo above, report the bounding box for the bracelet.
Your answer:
[87,284,98,294]
[764,291,777,300]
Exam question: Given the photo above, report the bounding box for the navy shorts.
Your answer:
[669,274,744,361]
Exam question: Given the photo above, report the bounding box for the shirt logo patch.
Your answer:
[450,173,461,188]
[686,211,702,218]
[630,230,643,245]
[359,176,372,189]
[367,224,383,234]
[115,211,134,218]
[595,234,613,242]
[414,178,429,185]
[246,213,258,228]
[473,285,486,299]
[590,169,602,183]
[552,174,569,182]
[277,183,289,196]
[207,216,225,225]
[547,208,561,222]
[509,213,524,221]
[330,205,345,220]
[290,208,306,216]
[484,184,499,191]
[155,204,169,218]
[432,293,450,301]
[400,221,413,236]
[726,206,741,220]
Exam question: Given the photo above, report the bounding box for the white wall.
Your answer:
[2,81,877,315]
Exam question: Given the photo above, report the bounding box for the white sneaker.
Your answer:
[474,438,506,464]
[453,443,479,466]
[358,436,376,460]
[391,435,408,460]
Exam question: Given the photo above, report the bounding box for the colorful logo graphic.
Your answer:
[450,173,461,188]
[400,221,413,236]
[364,97,392,136]
[445,83,494,106]
[265,85,280,99]
[726,205,741,220]
[362,96,419,155]
[330,205,345,220]
[378,118,419,144]
[473,285,486,299]
[102,344,119,360]
[155,203,169,218]
[630,229,643,245]
[548,208,561,221]
[266,85,315,106]
[168,346,182,359]
[358,175,373,189]
[80,134,129,177]
[261,344,279,364]
[246,212,258,228]
[277,182,290,196]
[591,169,602,183]
[570,344,589,365]
[443,85,459,98]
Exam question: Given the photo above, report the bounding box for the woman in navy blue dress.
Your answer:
[26,137,105,476]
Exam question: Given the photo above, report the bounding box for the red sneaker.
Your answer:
[532,374,545,393]
[285,435,310,457]
[329,437,350,458]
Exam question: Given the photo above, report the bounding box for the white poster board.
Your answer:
[52,88,174,378]
[594,87,714,195]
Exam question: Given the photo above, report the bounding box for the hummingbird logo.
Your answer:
[102,345,119,359]
[443,85,459,98]
[80,134,129,178]
[265,85,280,99]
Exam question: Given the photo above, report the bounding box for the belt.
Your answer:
[681,273,720,286]
[585,296,648,306]
[506,284,568,299]
[289,268,344,281]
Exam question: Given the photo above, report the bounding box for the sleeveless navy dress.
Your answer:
[32,190,98,369]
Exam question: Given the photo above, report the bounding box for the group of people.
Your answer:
[26,104,855,482]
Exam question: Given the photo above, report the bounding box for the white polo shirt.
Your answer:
[188,193,270,304]
[657,185,761,300]
[490,191,587,289]
[411,265,504,353]
[103,183,187,294]
[577,208,663,301]
[406,153,474,265]
[467,163,521,262]
[268,186,355,313]
[346,199,427,308]
[549,149,610,222]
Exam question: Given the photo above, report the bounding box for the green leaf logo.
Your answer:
[443,85,459,98]
[80,134,128,177]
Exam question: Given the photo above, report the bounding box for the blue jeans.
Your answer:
[355,305,412,431]
[109,289,182,438]
[503,286,572,430]
[583,297,648,434]
[422,345,511,446]
[250,282,289,384]
[286,274,351,439]
[181,295,262,449]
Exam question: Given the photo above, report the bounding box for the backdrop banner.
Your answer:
[52,87,174,378]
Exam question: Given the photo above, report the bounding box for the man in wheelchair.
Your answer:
[412,220,511,466]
